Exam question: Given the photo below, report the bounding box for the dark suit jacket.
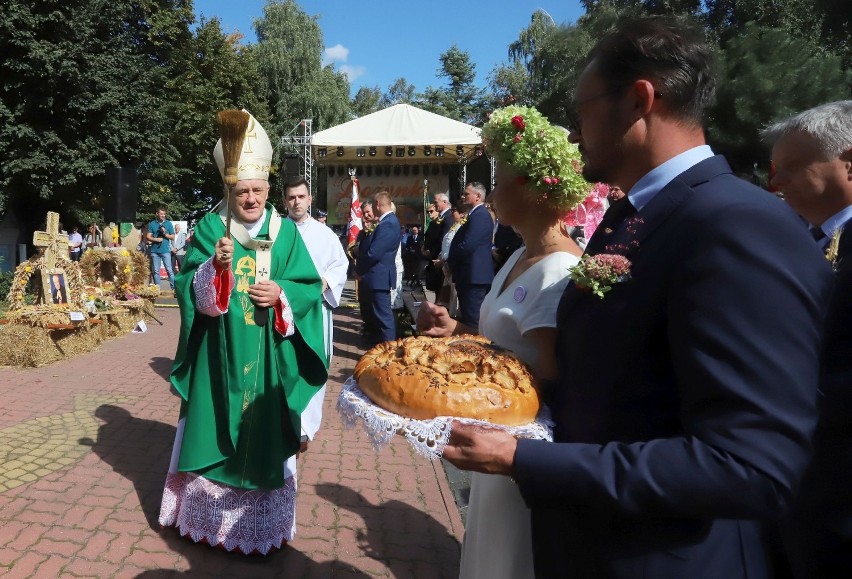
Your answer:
[513,155,833,578]
[439,208,455,240]
[423,209,454,259]
[447,204,495,286]
[355,212,401,290]
[786,217,852,578]
[493,222,523,273]
[404,233,423,258]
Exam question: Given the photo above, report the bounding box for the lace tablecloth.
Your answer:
[336,376,554,461]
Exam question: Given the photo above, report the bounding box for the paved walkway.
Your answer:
[0,287,463,577]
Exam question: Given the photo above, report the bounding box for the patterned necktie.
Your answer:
[584,197,637,255]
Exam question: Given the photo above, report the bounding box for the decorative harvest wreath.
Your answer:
[128,250,152,287]
[79,249,133,297]
[481,105,590,210]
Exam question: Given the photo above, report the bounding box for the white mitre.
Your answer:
[213,110,273,183]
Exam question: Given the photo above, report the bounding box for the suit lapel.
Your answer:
[832,218,852,271]
[558,156,733,324]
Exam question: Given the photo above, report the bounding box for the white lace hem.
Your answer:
[336,376,553,461]
[158,471,297,555]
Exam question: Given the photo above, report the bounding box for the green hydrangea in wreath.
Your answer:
[481,105,590,210]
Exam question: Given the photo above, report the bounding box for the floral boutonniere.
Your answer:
[826,227,843,270]
[570,254,632,298]
[364,224,376,235]
[433,217,443,226]
[458,215,469,227]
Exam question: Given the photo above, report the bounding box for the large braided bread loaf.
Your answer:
[354,335,539,426]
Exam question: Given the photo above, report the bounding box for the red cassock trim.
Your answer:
[213,260,235,312]
[273,290,295,337]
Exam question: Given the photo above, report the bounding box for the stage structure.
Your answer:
[311,104,490,226]
[279,119,313,193]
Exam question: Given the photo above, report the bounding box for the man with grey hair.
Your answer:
[423,194,454,294]
[765,100,852,578]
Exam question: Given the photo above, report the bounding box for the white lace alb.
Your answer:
[159,471,297,555]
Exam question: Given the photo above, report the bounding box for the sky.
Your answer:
[193,0,585,96]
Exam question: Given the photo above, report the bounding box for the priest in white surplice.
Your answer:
[283,176,349,466]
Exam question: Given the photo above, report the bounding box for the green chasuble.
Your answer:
[170,204,327,490]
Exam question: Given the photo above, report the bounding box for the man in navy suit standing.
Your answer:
[765,101,852,578]
[440,16,833,578]
[355,191,401,344]
[448,182,495,331]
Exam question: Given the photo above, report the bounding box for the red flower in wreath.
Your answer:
[511,115,526,131]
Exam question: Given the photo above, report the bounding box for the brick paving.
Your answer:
[0,284,463,578]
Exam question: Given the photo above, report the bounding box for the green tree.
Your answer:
[252,0,350,193]
[352,86,383,117]
[253,0,350,132]
[489,60,533,108]
[417,45,486,123]
[0,0,177,230]
[818,0,851,64]
[489,10,559,108]
[705,0,823,41]
[708,22,852,172]
[163,18,269,222]
[382,77,416,107]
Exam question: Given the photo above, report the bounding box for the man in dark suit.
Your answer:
[447,182,495,331]
[440,16,833,578]
[353,202,378,339]
[765,100,852,578]
[434,192,455,241]
[422,195,454,294]
[492,221,522,273]
[355,191,401,343]
[404,225,424,286]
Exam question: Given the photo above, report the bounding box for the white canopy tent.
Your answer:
[311,104,483,163]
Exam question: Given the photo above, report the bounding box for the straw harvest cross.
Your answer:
[33,211,70,304]
[33,212,68,272]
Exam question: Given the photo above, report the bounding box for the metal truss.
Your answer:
[278,119,313,193]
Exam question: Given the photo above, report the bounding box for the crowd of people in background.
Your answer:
[53,210,194,291]
[341,16,852,577]
[30,14,851,574]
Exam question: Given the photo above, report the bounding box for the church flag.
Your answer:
[347,177,362,248]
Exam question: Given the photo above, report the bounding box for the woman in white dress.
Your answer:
[416,106,589,579]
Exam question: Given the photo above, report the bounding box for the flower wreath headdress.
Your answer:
[481,105,590,210]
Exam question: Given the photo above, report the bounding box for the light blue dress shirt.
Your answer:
[817,205,852,243]
[626,145,715,211]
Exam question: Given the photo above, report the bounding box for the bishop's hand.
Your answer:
[214,237,234,268]
[248,280,282,308]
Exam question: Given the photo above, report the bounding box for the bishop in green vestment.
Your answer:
[158,110,327,555]
[170,203,327,490]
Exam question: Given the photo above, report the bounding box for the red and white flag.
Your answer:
[347,177,363,248]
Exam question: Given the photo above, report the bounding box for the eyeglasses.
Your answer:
[565,86,629,134]
[566,86,662,133]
